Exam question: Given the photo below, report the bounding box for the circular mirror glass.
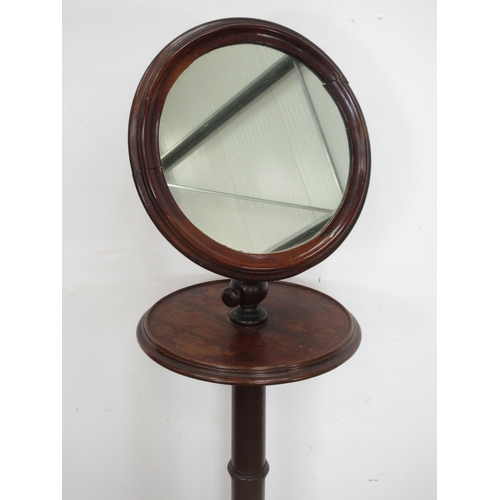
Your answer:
[158,45,350,254]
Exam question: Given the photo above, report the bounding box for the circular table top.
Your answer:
[137,280,361,385]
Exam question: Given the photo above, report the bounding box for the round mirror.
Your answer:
[159,44,350,254]
[129,18,370,280]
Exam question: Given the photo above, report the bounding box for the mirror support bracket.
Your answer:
[222,280,268,326]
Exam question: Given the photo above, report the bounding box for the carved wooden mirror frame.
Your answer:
[128,18,370,281]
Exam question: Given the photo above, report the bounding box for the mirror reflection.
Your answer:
[159,44,350,254]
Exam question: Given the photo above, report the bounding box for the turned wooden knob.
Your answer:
[221,280,268,326]
[221,287,241,307]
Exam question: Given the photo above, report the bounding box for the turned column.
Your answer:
[228,385,269,500]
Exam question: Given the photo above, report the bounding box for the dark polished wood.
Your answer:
[137,280,361,499]
[229,386,268,500]
[222,280,269,326]
[128,18,371,282]
[137,280,361,386]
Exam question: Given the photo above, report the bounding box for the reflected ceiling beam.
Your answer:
[265,213,334,253]
[161,55,295,170]
[168,183,334,214]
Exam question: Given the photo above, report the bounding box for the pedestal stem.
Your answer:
[228,386,269,500]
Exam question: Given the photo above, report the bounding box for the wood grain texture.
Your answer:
[137,280,361,385]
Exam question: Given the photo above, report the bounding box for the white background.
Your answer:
[61,1,437,499]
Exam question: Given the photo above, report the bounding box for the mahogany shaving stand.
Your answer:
[137,280,361,499]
